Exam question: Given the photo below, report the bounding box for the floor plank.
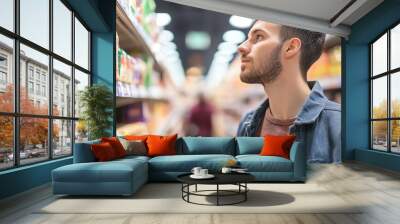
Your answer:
[1,161,400,224]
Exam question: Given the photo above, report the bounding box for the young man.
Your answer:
[236,21,341,163]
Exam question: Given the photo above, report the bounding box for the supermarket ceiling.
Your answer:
[161,0,384,37]
[156,0,250,77]
[156,0,383,77]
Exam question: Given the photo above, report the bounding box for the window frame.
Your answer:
[0,0,92,171]
[370,20,400,154]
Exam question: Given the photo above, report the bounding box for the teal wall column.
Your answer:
[344,0,400,171]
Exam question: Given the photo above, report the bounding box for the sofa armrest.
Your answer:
[289,141,306,181]
[73,140,100,163]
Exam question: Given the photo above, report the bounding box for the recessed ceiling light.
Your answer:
[229,15,254,28]
[156,13,171,27]
[223,30,245,44]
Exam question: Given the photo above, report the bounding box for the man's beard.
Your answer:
[240,43,283,84]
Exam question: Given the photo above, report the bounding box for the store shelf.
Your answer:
[116,96,168,108]
[116,1,163,72]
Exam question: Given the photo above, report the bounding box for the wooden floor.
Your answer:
[1,162,400,224]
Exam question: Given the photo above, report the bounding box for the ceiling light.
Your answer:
[229,15,254,28]
[185,31,211,50]
[161,41,177,50]
[223,30,245,44]
[218,42,238,54]
[156,13,171,27]
[159,30,174,42]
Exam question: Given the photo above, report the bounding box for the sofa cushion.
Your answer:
[73,139,100,163]
[91,142,118,161]
[236,155,293,172]
[236,137,264,155]
[101,137,127,158]
[147,134,178,157]
[260,135,296,159]
[53,159,147,183]
[148,154,235,172]
[177,137,235,155]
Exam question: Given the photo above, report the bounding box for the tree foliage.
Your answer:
[0,85,60,150]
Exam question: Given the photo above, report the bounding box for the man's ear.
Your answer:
[283,38,301,59]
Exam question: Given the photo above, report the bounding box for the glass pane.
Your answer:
[75,120,88,143]
[391,72,400,118]
[372,33,387,76]
[20,0,49,49]
[372,77,387,119]
[0,116,13,170]
[372,121,388,151]
[391,120,400,153]
[0,0,14,31]
[20,44,49,115]
[53,119,72,157]
[391,24,400,70]
[74,69,89,118]
[20,117,49,165]
[0,35,14,112]
[53,0,72,60]
[53,59,72,117]
[74,18,89,70]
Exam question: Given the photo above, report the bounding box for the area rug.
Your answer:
[37,183,362,214]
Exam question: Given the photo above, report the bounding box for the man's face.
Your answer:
[238,21,283,84]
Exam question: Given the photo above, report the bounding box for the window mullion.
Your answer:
[71,10,76,154]
[388,30,391,153]
[13,0,20,167]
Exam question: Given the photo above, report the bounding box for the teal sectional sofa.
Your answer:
[52,137,306,196]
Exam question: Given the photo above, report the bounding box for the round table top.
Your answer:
[177,172,255,185]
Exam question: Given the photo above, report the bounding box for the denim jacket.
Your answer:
[237,81,341,163]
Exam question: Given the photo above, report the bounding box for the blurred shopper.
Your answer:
[185,93,214,136]
[237,21,341,163]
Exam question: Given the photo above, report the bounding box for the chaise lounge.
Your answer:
[52,137,306,196]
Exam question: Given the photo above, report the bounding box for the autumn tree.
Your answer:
[0,84,60,152]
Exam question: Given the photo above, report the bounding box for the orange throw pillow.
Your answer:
[146,134,178,157]
[260,135,296,159]
[124,135,148,141]
[101,137,126,158]
[91,142,117,161]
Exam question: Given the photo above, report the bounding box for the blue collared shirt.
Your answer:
[237,81,341,163]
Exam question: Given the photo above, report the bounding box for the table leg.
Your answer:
[245,183,247,201]
[195,184,197,192]
[217,184,219,206]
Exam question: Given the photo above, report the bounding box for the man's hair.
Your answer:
[279,26,326,80]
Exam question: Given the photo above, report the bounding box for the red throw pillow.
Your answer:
[91,142,117,161]
[260,135,296,159]
[101,137,126,158]
[146,134,178,157]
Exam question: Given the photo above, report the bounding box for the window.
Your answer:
[20,0,49,49]
[0,0,91,170]
[42,85,46,97]
[0,71,6,85]
[28,67,34,80]
[370,23,400,154]
[75,18,90,70]
[28,81,34,94]
[0,0,14,32]
[0,35,13,113]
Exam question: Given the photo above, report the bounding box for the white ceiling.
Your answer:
[162,0,384,38]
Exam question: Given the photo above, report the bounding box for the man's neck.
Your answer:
[262,72,311,120]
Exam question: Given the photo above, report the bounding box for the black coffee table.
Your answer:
[177,172,255,206]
